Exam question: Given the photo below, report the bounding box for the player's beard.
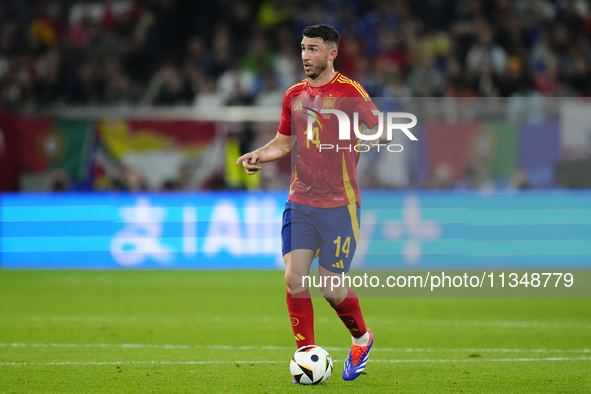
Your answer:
[306,55,329,79]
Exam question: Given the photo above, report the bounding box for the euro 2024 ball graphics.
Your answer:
[290,345,333,385]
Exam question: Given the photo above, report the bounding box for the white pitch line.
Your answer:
[370,319,591,330]
[12,316,591,330]
[0,360,279,366]
[1,343,589,354]
[1,357,590,367]
[371,357,591,363]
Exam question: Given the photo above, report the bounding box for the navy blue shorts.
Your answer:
[281,200,360,273]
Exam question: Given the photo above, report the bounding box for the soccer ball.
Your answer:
[290,345,333,385]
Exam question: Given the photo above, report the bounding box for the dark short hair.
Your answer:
[302,24,340,48]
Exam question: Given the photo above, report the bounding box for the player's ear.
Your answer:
[328,47,338,61]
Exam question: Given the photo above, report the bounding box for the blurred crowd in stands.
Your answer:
[2,0,591,110]
[1,0,591,193]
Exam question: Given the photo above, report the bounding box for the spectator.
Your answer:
[161,164,192,191]
[569,55,591,95]
[110,166,149,192]
[46,169,71,192]
[193,74,224,109]
[407,50,444,96]
[466,27,507,75]
[141,62,194,106]
[426,162,455,190]
[217,61,256,106]
[534,54,559,96]
[509,170,532,190]
[254,65,284,107]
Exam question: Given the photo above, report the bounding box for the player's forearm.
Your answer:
[255,137,292,163]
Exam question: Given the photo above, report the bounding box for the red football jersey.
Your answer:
[278,72,379,208]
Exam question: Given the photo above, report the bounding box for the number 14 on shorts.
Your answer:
[334,236,351,258]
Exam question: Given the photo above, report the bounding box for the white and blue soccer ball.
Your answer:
[290,345,333,385]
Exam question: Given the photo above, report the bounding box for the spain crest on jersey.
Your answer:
[322,97,335,109]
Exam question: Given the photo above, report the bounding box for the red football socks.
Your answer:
[332,288,367,338]
[286,288,315,347]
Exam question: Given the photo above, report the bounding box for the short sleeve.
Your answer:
[277,90,292,136]
[351,84,379,129]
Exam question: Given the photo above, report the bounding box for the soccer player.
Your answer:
[236,24,381,382]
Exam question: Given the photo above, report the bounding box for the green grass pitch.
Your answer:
[0,270,590,393]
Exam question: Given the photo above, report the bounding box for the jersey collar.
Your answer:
[307,72,340,90]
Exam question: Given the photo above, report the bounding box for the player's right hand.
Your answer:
[236,152,262,175]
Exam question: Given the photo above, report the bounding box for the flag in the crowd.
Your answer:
[425,121,480,181]
[99,119,216,158]
[97,118,216,189]
[519,122,560,187]
[480,120,520,181]
[14,116,94,183]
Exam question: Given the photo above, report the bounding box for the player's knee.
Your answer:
[287,271,311,294]
[287,271,307,293]
[284,268,292,292]
[285,266,305,292]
